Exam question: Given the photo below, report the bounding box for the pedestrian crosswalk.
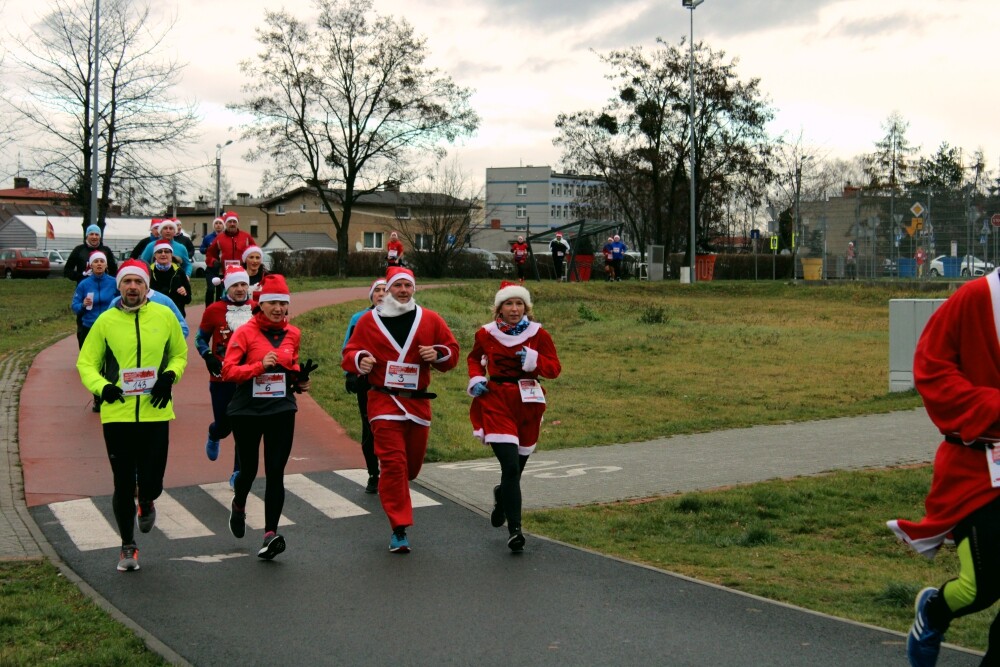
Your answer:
[45,470,440,552]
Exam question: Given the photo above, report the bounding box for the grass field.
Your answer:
[1,276,990,657]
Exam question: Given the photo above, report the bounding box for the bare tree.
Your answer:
[230,0,479,277]
[10,0,199,233]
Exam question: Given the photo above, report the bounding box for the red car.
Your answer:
[1,248,51,279]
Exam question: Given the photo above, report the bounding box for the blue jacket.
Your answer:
[139,240,192,277]
[200,231,218,254]
[71,273,119,328]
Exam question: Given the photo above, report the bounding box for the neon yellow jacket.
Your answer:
[76,300,188,423]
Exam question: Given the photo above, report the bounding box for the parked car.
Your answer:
[1,248,51,278]
[191,250,207,278]
[456,247,508,274]
[929,254,994,277]
[45,249,68,276]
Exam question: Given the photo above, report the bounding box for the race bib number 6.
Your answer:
[253,372,287,398]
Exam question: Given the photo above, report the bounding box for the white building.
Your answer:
[0,215,153,255]
[484,166,615,236]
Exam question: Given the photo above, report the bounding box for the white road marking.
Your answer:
[153,491,213,539]
[284,474,368,518]
[200,482,294,530]
[48,498,120,551]
[335,468,440,507]
[171,552,248,564]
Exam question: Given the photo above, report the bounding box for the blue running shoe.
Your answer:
[206,436,220,461]
[229,471,239,489]
[389,530,410,554]
[908,587,943,667]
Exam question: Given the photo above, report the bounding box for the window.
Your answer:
[414,234,433,250]
[249,224,258,238]
[201,222,208,237]
[551,183,557,195]
[364,231,384,249]
[516,182,527,196]
[551,205,559,218]
[319,201,327,213]
[555,183,562,196]
[299,204,307,213]
[395,206,411,220]
[276,204,286,215]
[515,205,527,219]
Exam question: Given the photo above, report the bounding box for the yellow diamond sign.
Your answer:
[911,202,925,218]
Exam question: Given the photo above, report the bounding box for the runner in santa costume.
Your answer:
[341,265,459,553]
[196,264,257,487]
[468,281,561,551]
[888,270,1000,666]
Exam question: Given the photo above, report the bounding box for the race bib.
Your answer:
[518,379,545,404]
[224,259,242,269]
[388,250,398,259]
[253,372,286,398]
[988,446,1000,488]
[121,367,157,396]
[384,362,419,390]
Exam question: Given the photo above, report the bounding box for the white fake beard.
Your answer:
[377,292,416,316]
[225,303,253,331]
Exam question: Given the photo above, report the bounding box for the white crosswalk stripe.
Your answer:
[334,469,441,508]
[45,470,441,552]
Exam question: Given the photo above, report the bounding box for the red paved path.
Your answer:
[20,287,371,507]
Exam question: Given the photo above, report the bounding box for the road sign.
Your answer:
[991,213,1000,227]
[911,202,925,217]
[750,229,760,240]
[769,236,778,251]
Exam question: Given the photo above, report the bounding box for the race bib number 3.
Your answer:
[253,372,287,398]
[384,362,419,390]
[518,379,545,404]
[121,367,157,396]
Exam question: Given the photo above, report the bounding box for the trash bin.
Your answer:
[695,255,716,281]
[897,258,916,278]
[801,258,823,280]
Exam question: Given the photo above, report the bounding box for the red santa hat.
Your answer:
[555,232,563,238]
[241,245,263,263]
[223,211,240,224]
[614,234,621,241]
[212,216,225,226]
[213,264,250,290]
[385,265,415,290]
[116,259,150,288]
[153,240,173,255]
[369,278,387,302]
[258,273,290,302]
[150,218,162,232]
[157,219,177,231]
[494,280,532,309]
[88,250,107,263]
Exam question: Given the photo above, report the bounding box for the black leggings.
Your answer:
[232,412,295,534]
[491,443,529,530]
[355,383,378,477]
[104,422,169,546]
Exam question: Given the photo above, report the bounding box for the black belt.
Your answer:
[490,377,527,384]
[944,435,994,451]
[372,386,437,400]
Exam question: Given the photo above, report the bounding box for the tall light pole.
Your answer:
[214,139,233,218]
[89,0,101,233]
[683,0,704,283]
[793,155,810,283]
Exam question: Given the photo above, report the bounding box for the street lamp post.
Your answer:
[793,156,810,283]
[214,139,233,218]
[682,0,704,283]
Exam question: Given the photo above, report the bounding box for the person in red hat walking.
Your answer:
[196,264,256,487]
[342,266,459,553]
[222,274,317,560]
[76,259,188,572]
[467,281,561,551]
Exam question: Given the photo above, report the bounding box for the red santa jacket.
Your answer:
[222,313,302,384]
[466,321,560,389]
[197,298,256,384]
[511,242,529,265]
[206,229,255,268]
[888,272,1000,557]
[386,239,405,264]
[342,305,459,426]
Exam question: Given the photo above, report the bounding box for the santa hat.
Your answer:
[158,219,177,231]
[153,240,173,255]
[223,211,239,224]
[150,219,162,233]
[212,217,225,226]
[555,232,563,238]
[494,280,532,309]
[116,259,150,288]
[258,273,290,302]
[241,245,263,263]
[368,278,387,302]
[385,265,415,290]
[614,234,621,241]
[88,250,107,263]
[213,264,250,290]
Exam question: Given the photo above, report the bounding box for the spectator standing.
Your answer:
[147,241,192,317]
[201,217,226,306]
[549,232,570,281]
[71,250,119,412]
[511,236,529,284]
[223,274,317,560]
[845,241,857,280]
[174,219,195,256]
[76,259,187,572]
[386,232,405,267]
[467,282,561,552]
[206,211,255,274]
[342,279,387,493]
[65,224,119,283]
[341,266,459,553]
[916,246,927,279]
[197,265,256,488]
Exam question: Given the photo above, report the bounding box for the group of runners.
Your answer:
[70,223,561,574]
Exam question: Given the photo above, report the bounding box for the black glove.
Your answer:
[101,383,125,404]
[149,371,176,409]
[202,351,222,377]
[345,373,358,394]
[299,359,319,382]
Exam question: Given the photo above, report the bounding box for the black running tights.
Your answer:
[491,443,528,530]
[232,412,295,534]
[104,421,168,546]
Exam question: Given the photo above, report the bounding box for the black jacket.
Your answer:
[64,242,119,282]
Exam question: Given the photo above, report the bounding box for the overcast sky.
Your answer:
[2,0,997,199]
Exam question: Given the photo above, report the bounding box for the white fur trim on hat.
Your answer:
[386,266,415,290]
[153,240,173,254]
[495,282,532,308]
[157,219,177,231]
[222,266,250,291]
[369,278,387,302]
[224,211,239,224]
[241,245,262,263]
[116,260,150,288]
[88,250,107,263]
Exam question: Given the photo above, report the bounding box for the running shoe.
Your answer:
[116,544,140,572]
[229,471,239,489]
[389,530,410,554]
[229,499,246,539]
[908,587,943,667]
[365,474,379,494]
[490,484,505,528]
[507,528,525,553]
[257,532,285,560]
[205,436,220,461]
[137,502,156,533]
